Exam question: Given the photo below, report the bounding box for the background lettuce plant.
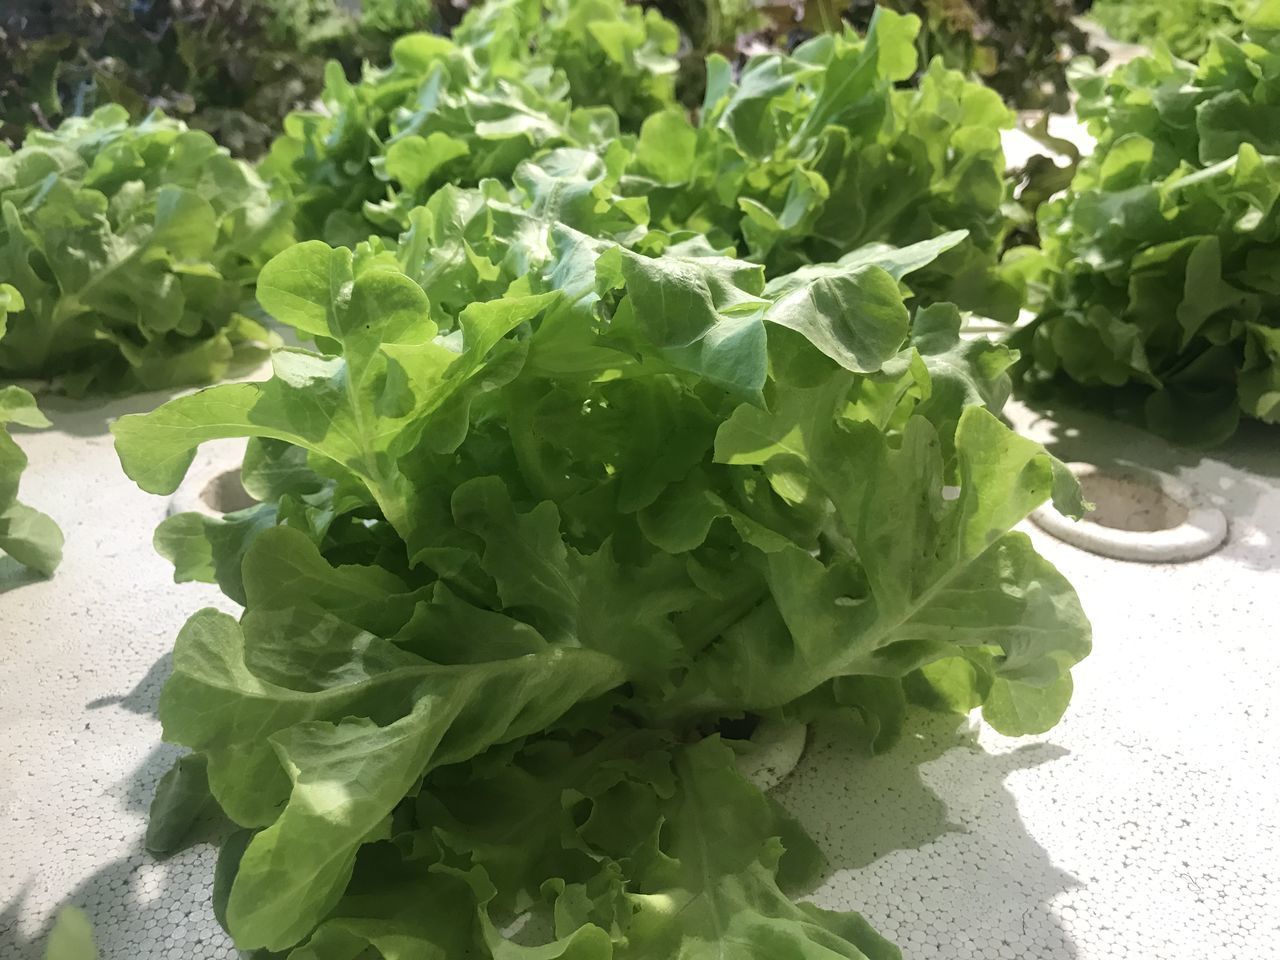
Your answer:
[113,144,1091,957]
[266,4,1018,320]
[0,285,62,576]
[1090,0,1257,61]
[0,106,293,395]
[627,10,1020,318]
[1016,6,1280,443]
[43,907,98,960]
[263,0,678,245]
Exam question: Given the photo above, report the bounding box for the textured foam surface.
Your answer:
[0,387,243,960]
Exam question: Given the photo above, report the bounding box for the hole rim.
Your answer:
[198,470,255,515]
[1031,462,1228,564]
[168,460,257,520]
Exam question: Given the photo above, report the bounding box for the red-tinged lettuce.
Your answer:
[113,148,1089,957]
[843,0,1098,111]
[0,106,293,395]
[1016,6,1280,443]
[0,0,446,158]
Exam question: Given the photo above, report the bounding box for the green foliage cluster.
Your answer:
[266,0,1018,318]
[1091,0,1256,61]
[843,0,1098,111]
[262,0,679,243]
[651,0,1098,111]
[0,0,443,158]
[634,0,1095,109]
[631,16,1018,318]
[0,106,293,395]
[1017,5,1280,443]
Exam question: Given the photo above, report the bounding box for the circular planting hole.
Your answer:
[168,460,256,519]
[1075,471,1189,533]
[200,469,255,514]
[1031,462,1227,564]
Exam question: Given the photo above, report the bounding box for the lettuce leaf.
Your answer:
[114,136,1089,956]
[0,281,62,575]
[0,380,63,576]
[43,907,97,960]
[848,0,1098,111]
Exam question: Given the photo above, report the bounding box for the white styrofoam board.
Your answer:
[0,388,244,960]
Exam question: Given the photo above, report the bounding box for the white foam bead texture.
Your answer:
[0,390,244,960]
